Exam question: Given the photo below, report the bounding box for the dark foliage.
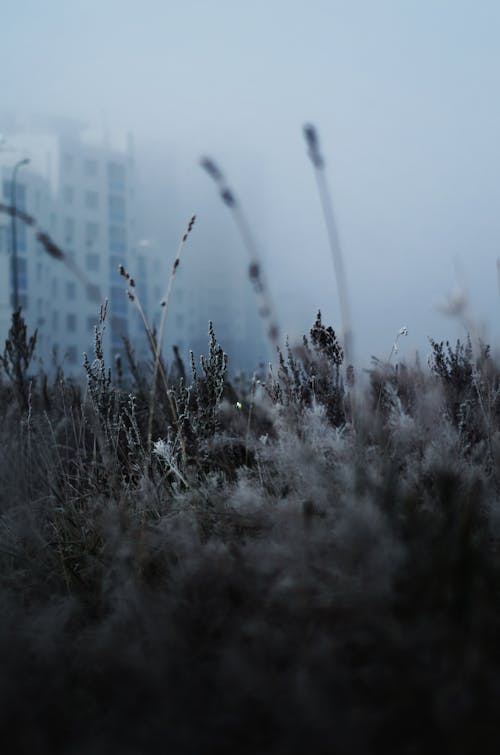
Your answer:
[2,310,500,753]
[266,310,346,428]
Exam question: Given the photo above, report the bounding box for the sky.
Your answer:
[2,0,500,365]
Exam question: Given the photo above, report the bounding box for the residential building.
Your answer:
[0,124,148,374]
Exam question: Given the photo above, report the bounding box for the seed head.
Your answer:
[200,157,223,182]
[221,188,235,207]
[249,262,260,281]
[303,123,324,168]
[36,232,65,260]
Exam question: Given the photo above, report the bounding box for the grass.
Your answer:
[1,301,500,753]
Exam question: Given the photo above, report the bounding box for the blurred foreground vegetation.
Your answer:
[1,308,500,754]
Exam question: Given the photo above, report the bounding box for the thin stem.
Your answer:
[312,165,352,365]
[231,204,280,351]
[245,374,257,466]
[147,216,195,457]
[200,157,280,355]
[304,124,352,366]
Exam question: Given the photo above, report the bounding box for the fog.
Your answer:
[2,0,500,366]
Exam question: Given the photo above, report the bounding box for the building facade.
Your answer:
[0,125,157,375]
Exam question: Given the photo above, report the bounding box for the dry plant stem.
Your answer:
[245,375,257,466]
[312,167,352,365]
[131,292,170,395]
[121,263,185,461]
[231,204,280,352]
[374,327,409,416]
[200,158,280,354]
[147,216,195,456]
[303,125,353,365]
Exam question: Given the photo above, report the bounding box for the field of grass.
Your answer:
[1,303,500,754]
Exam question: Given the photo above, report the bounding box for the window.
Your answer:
[51,278,58,297]
[36,262,42,282]
[108,194,125,223]
[111,315,128,344]
[66,281,76,300]
[110,285,127,315]
[10,293,27,309]
[87,283,100,302]
[107,161,125,192]
[85,222,99,245]
[85,191,99,210]
[64,217,75,244]
[86,253,100,272]
[63,185,74,205]
[109,225,126,254]
[11,257,27,290]
[52,311,59,331]
[66,313,77,332]
[84,159,98,178]
[0,226,6,254]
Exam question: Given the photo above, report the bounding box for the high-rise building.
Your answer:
[0,123,150,374]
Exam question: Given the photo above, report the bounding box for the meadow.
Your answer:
[1,297,500,754]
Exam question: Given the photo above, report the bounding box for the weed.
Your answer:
[0,307,37,409]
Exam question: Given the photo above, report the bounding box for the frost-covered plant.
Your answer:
[266,310,345,428]
[2,308,500,753]
[171,321,228,464]
[83,302,115,428]
[0,307,37,409]
[428,337,500,454]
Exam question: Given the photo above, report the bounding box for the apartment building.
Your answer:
[0,124,165,374]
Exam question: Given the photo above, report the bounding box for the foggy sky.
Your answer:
[2,0,500,364]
